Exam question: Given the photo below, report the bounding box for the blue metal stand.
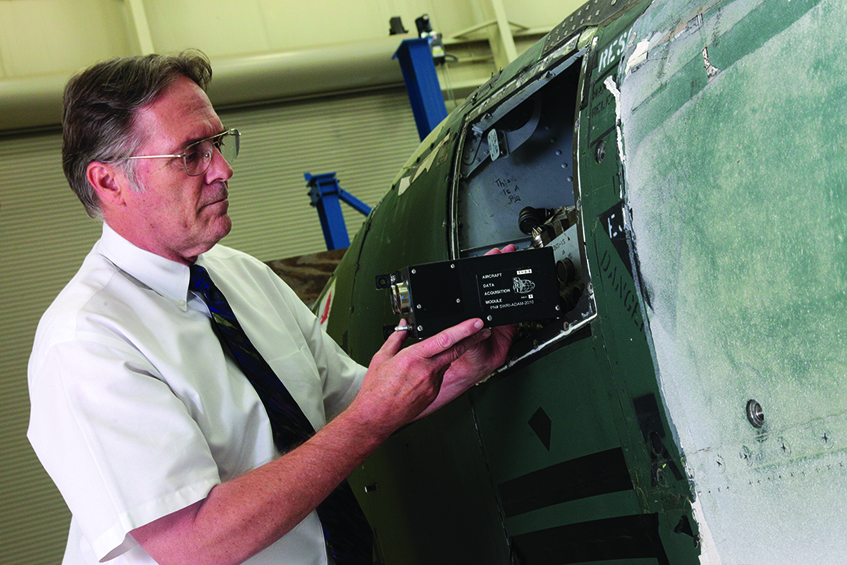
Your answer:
[393,38,448,141]
[305,172,372,250]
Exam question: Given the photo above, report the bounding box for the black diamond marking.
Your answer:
[528,407,552,451]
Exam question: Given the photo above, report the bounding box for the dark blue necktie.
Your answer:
[189,264,373,564]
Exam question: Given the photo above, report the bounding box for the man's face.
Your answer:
[115,76,233,264]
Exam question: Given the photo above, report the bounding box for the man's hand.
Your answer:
[349,317,492,435]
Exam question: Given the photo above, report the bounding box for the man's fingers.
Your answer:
[412,318,485,361]
[483,243,517,256]
[370,323,409,367]
[428,327,491,367]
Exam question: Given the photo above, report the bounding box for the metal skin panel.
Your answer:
[619,0,847,562]
[312,0,847,562]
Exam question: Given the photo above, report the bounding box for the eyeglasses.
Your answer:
[124,128,240,176]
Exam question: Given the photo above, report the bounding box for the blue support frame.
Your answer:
[305,172,372,250]
[393,38,448,141]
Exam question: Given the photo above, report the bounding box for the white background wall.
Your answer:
[0,0,572,78]
[0,0,584,563]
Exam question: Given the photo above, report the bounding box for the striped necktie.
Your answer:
[189,264,373,564]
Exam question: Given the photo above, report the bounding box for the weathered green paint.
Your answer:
[621,0,847,560]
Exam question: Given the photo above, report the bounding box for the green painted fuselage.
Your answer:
[314,1,847,562]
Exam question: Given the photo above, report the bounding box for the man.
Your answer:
[27,50,514,565]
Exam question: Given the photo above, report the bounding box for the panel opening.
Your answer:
[450,47,596,367]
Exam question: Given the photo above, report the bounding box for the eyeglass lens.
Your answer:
[184,131,240,176]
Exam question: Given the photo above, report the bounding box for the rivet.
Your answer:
[746,399,764,429]
[595,140,606,163]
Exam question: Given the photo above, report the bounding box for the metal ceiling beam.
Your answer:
[0,36,407,133]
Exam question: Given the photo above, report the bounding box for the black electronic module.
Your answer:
[376,247,561,339]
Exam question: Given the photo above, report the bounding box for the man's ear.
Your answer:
[86,161,129,208]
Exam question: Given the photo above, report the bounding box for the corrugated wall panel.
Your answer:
[0,130,95,565]
[0,86,421,564]
[218,87,422,260]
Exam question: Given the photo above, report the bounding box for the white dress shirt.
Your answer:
[28,223,366,564]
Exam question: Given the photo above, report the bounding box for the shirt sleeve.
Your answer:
[28,334,221,561]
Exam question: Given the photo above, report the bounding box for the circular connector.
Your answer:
[557,258,576,284]
[518,206,547,235]
[390,282,411,315]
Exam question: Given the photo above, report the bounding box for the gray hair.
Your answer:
[62,50,212,218]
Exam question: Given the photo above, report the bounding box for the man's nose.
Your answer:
[207,144,234,181]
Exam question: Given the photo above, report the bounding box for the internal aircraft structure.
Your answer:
[313,0,847,562]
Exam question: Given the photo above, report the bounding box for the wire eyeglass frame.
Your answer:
[124,128,240,176]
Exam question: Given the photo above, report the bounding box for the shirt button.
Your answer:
[178,300,186,308]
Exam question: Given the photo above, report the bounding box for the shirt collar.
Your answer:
[97,223,194,308]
